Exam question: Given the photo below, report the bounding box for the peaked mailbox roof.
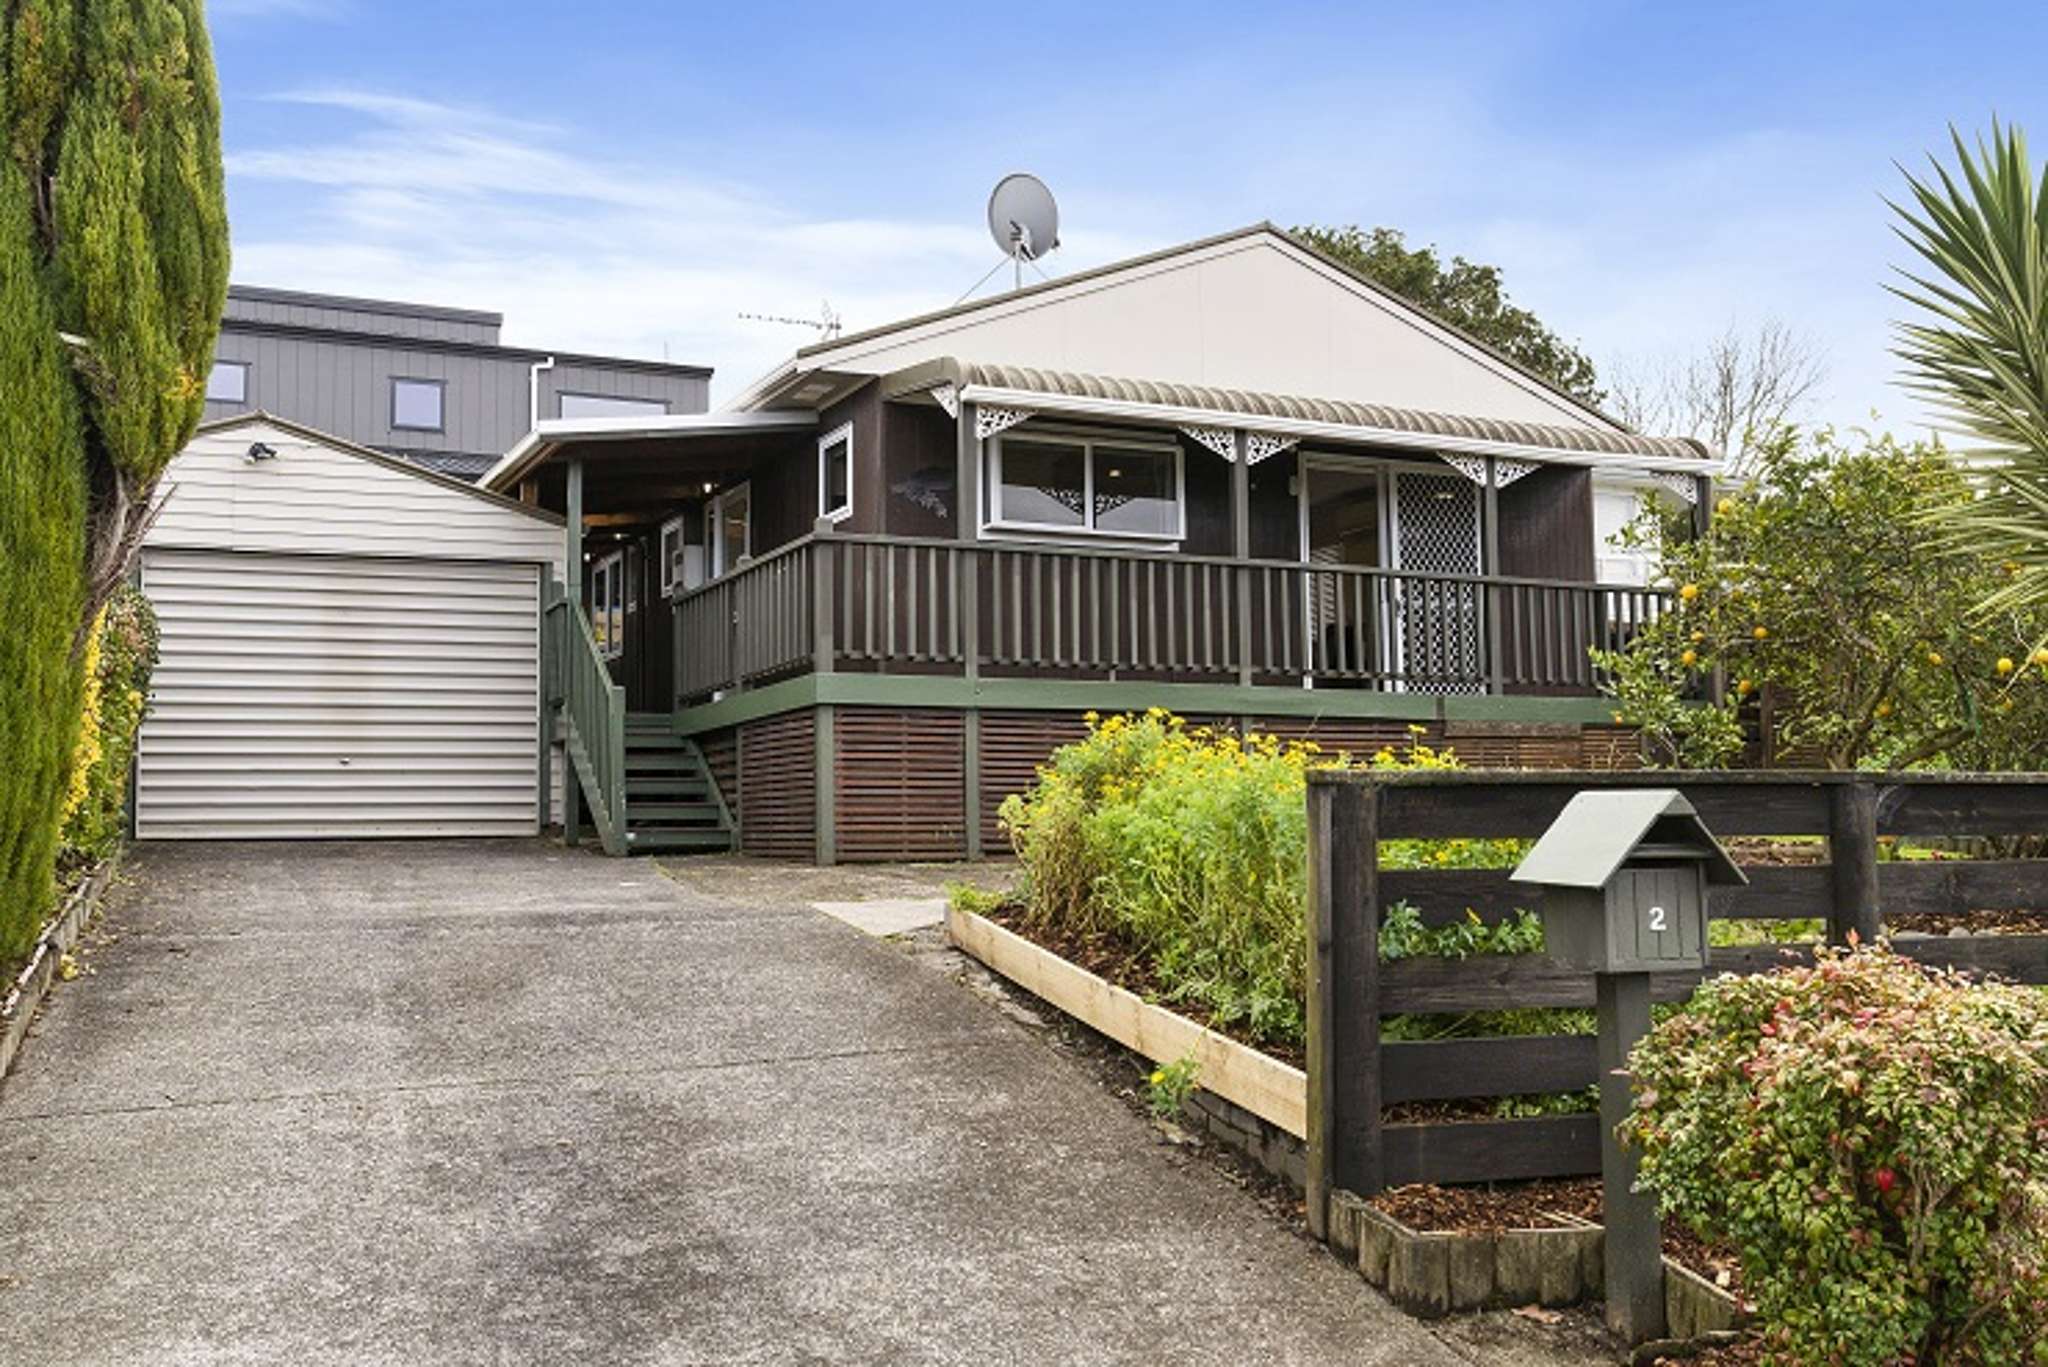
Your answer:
[1509,789,1747,890]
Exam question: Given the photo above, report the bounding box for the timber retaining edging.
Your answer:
[1,851,121,1086]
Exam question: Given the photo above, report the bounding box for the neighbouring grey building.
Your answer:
[202,285,713,480]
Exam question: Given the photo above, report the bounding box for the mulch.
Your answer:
[1644,1335,1766,1365]
[1369,1177,1602,1234]
[1890,908,2048,935]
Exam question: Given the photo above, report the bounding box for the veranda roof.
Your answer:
[883,358,1716,470]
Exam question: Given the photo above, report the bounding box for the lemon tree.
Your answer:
[1595,427,2048,770]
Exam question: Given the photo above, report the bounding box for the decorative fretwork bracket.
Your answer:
[1442,454,1490,486]
[1178,425,1238,460]
[929,384,958,419]
[1244,432,1299,465]
[976,406,1032,440]
[1494,457,1538,488]
[1653,470,1702,504]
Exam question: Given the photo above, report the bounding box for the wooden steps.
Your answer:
[621,714,734,855]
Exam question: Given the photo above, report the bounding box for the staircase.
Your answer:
[621,714,735,854]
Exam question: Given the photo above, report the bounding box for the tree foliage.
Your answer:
[1,0,227,960]
[1890,121,2048,618]
[1293,224,1604,406]
[1593,428,2048,770]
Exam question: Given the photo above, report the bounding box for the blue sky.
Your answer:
[211,1,2048,426]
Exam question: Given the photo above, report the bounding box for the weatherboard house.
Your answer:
[137,224,1715,859]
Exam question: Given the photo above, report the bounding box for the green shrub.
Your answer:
[1624,946,2048,1365]
[60,587,158,861]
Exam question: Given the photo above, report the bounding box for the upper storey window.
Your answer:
[205,361,248,403]
[392,378,445,432]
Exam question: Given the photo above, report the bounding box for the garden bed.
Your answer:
[1328,1180,1749,1335]
[945,904,1308,1138]
[1,851,120,1084]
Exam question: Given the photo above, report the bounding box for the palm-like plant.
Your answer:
[1890,121,2048,614]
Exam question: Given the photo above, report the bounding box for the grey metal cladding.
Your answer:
[225,284,503,346]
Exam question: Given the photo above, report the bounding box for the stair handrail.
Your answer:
[560,600,628,854]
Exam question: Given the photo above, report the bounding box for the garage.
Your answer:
[137,415,565,839]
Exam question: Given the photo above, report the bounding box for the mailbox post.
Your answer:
[1511,789,1746,1346]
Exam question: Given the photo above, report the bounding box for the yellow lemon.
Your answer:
[1752,625,1769,641]
[1736,678,1755,696]
[1927,651,1945,667]
[1875,700,1892,719]
[1680,649,1698,668]
[2033,649,2048,666]
[1998,657,2016,675]
[1679,583,1700,603]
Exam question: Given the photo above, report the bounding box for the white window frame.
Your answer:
[590,550,625,660]
[206,360,249,404]
[659,515,688,597]
[706,482,753,579]
[984,426,1186,544]
[817,421,854,524]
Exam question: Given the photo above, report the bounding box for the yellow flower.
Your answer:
[1149,1070,1165,1085]
[1716,497,1734,516]
[1680,649,1698,668]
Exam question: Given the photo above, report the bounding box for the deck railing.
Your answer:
[671,530,1670,704]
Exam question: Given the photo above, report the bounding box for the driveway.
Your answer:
[0,842,1578,1365]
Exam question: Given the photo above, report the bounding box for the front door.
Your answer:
[1388,467,1484,693]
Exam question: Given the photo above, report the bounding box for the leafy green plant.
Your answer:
[1594,427,2048,770]
[1624,946,2048,1365]
[60,587,159,861]
[1144,1054,1201,1121]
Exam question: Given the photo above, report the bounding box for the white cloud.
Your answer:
[227,89,1160,401]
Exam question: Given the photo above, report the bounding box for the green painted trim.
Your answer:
[674,673,1623,733]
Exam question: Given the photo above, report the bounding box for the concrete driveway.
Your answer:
[0,842,1570,1365]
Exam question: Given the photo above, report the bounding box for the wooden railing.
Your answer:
[551,597,627,854]
[671,529,1671,703]
[1301,770,2048,1228]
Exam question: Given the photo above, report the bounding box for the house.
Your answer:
[202,285,713,481]
[482,224,1714,862]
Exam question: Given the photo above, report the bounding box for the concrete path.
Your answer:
[0,842,1575,1365]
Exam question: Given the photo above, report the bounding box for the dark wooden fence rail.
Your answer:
[1303,769,2048,1237]
[673,528,1671,702]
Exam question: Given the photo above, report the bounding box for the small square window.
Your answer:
[818,423,853,522]
[206,361,248,404]
[392,378,445,431]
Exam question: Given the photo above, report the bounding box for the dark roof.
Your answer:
[891,359,1712,464]
[228,284,503,328]
[390,449,500,481]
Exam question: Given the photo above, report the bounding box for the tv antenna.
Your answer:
[956,173,1061,303]
[737,300,842,341]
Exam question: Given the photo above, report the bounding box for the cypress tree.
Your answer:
[0,0,227,958]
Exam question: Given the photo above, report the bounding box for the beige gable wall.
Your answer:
[789,232,1610,432]
[148,419,564,569]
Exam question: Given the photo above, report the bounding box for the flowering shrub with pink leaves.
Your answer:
[1623,946,2048,1364]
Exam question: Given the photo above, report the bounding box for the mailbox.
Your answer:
[1510,789,1746,975]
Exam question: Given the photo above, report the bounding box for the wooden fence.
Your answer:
[1302,769,2048,1235]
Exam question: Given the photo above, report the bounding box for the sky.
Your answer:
[210,0,2048,429]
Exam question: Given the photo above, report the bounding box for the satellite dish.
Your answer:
[988,173,1060,276]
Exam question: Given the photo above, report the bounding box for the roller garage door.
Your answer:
[136,547,542,839]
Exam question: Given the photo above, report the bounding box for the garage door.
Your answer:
[137,547,542,839]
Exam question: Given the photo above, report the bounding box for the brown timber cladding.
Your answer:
[834,708,967,860]
[737,710,814,858]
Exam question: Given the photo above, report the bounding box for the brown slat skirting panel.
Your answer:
[835,707,968,861]
[700,726,739,828]
[979,709,1093,853]
[739,709,814,859]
